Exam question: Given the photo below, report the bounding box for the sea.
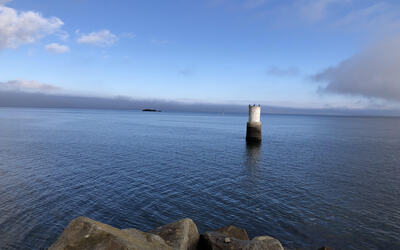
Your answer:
[0,108,399,249]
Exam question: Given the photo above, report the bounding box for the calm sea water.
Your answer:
[0,108,399,249]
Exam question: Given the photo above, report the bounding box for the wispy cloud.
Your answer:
[151,39,169,45]
[243,0,269,9]
[0,0,12,6]
[77,30,118,47]
[299,0,350,22]
[120,32,136,39]
[266,66,300,77]
[178,68,195,76]
[0,79,62,93]
[208,0,400,34]
[0,5,63,49]
[56,30,69,41]
[333,2,400,34]
[207,0,268,9]
[312,35,400,102]
[45,43,69,54]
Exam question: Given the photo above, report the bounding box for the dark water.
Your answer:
[0,108,399,249]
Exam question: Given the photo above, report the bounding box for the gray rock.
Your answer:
[49,217,172,250]
[50,217,284,250]
[245,236,284,250]
[199,231,249,250]
[199,232,284,250]
[149,218,200,250]
[216,225,249,240]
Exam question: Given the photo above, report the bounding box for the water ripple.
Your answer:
[0,109,399,249]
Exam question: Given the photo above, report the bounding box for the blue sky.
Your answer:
[1,0,400,112]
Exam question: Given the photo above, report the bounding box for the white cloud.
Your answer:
[313,36,400,102]
[45,43,69,53]
[0,5,63,49]
[77,30,118,46]
[0,79,62,93]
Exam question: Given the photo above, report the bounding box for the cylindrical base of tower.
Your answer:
[246,122,262,142]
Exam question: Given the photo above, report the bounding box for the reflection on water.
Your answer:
[245,142,261,167]
[244,142,262,184]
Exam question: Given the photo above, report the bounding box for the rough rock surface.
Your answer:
[49,217,172,250]
[199,231,249,249]
[149,218,199,250]
[198,230,284,250]
[216,225,249,240]
[50,217,287,250]
[246,236,284,250]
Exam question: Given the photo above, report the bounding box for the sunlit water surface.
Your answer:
[0,108,399,249]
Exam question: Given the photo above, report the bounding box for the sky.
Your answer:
[1,0,400,114]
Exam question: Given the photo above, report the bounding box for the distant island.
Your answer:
[142,109,161,112]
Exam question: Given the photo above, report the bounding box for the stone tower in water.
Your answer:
[246,105,262,142]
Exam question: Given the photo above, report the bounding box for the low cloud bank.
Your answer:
[0,89,399,116]
[0,90,243,112]
[313,36,400,102]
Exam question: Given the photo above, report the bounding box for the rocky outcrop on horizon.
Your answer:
[49,217,330,250]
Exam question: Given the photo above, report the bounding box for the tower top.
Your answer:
[248,105,261,123]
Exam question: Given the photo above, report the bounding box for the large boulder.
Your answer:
[49,217,172,250]
[216,225,249,240]
[50,217,285,250]
[246,236,284,250]
[149,218,200,250]
[198,231,249,250]
[199,227,284,250]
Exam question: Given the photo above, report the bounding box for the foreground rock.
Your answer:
[248,236,285,250]
[216,225,249,240]
[198,226,284,250]
[199,231,249,249]
[49,217,171,250]
[149,218,199,250]
[50,217,292,250]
